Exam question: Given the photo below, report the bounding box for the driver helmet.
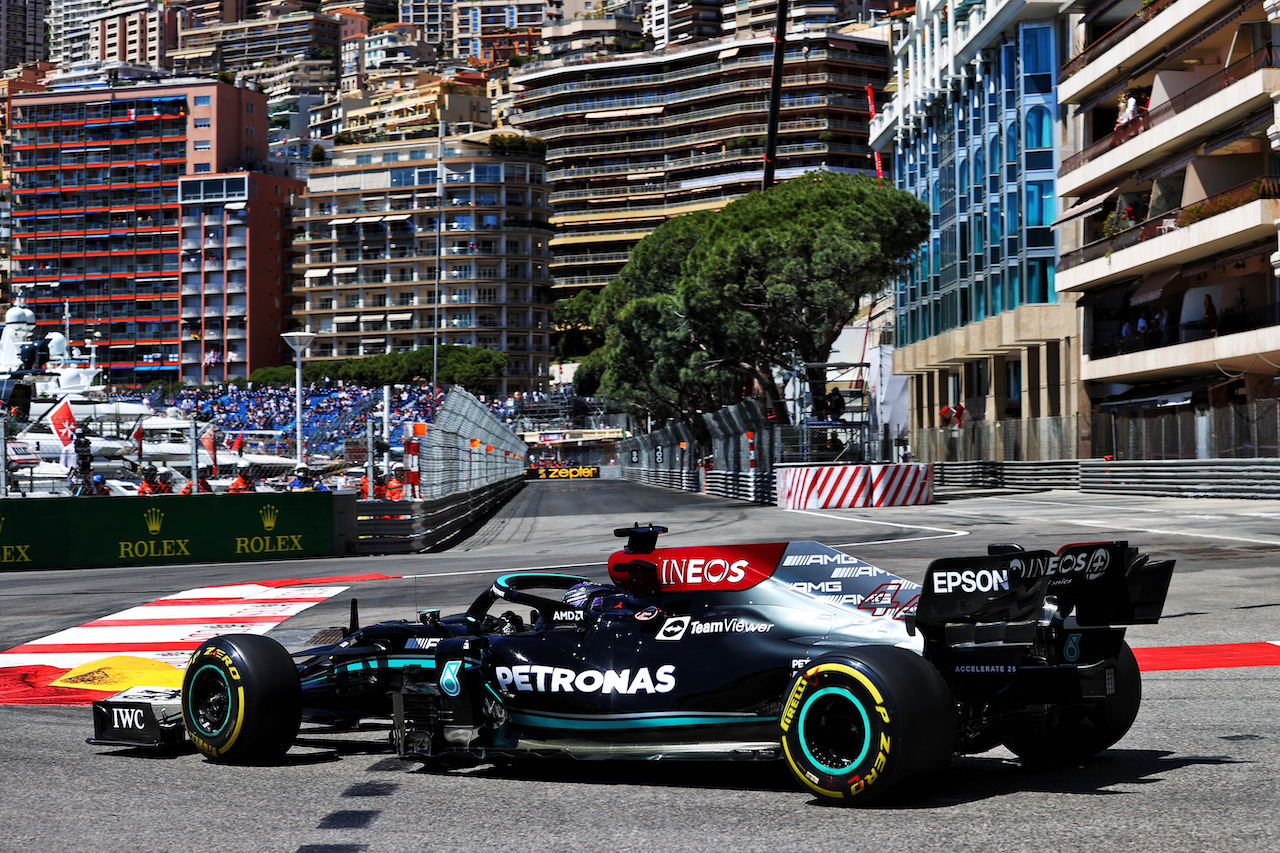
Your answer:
[295,465,310,476]
[238,460,251,472]
[141,464,158,478]
[158,470,172,480]
[562,582,624,611]
[92,474,104,484]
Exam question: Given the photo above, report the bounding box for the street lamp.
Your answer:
[281,331,316,466]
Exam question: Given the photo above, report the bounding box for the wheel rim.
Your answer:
[187,664,233,738]
[798,686,872,775]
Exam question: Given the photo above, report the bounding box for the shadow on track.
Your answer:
[398,748,1236,808]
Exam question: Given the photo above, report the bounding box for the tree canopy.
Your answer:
[249,345,506,390]
[586,172,929,425]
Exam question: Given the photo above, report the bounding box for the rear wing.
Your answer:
[910,541,1174,638]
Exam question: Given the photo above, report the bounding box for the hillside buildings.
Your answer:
[9,80,301,385]
[510,27,894,298]
[295,129,553,395]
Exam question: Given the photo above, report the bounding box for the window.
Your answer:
[246,103,254,113]
[194,163,211,173]
[1026,181,1054,227]
[356,154,373,165]
[382,152,400,163]
[194,140,211,151]
[1022,25,1054,94]
[194,117,210,128]
[194,95,211,106]
[1025,107,1051,150]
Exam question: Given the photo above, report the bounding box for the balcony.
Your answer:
[1057,179,1280,289]
[1059,47,1280,194]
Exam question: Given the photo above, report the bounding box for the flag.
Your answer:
[231,431,244,455]
[131,416,145,461]
[50,398,77,447]
[200,425,218,476]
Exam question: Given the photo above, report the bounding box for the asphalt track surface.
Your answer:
[2,480,1279,852]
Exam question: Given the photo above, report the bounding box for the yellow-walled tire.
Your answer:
[779,647,956,805]
[182,634,301,764]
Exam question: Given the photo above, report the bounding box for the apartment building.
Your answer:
[509,27,892,297]
[172,10,341,76]
[453,0,557,61]
[295,131,553,396]
[0,0,46,72]
[48,0,106,67]
[1054,0,1280,412]
[397,0,455,57]
[85,0,182,69]
[8,80,299,386]
[869,2,1079,445]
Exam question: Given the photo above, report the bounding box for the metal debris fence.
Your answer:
[912,402,1280,464]
[416,387,528,500]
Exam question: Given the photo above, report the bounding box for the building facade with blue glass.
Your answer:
[871,2,1083,455]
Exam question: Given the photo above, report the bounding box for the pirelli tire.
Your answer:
[181,634,302,764]
[1002,641,1142,766]
[779,646,957,805]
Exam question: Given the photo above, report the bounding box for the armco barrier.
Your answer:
[0,492,355,571]
[357,477,523,554]
[620,467,700,492]
[1079,458,1280,498]
[936,460,1080,490]
[704,470,775,503]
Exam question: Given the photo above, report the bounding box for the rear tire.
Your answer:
[779,646,956,805]
[182,634,301,764]
[1002,641,1141,765]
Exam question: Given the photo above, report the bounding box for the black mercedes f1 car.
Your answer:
[91,524,1174,804]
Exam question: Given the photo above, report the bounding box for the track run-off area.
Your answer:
[1,480,1278,852]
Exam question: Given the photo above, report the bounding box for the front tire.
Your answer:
[779,647,956,805]
[1002,641,1142,765]
[182,634,302,764]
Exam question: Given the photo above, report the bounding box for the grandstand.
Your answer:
[164,383,620,460]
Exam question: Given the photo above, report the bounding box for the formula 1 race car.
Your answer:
[90,525,1175,804]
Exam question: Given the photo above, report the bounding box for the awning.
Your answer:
[329,218,354,225]
[388,312,413,321]
[223,201,246,210]
[303,268,331,278]
[717,47,739,59]
[333,315,357,323]
[332,266,357,274]
[1129,267,1180,306]
[1202,111,1272,155]
[354,215,384,224]
[584,106,664,120]
[361,314,385,322]
[382,213,412,221]
[1051,185,1122,228]
[1134,144,1199,183]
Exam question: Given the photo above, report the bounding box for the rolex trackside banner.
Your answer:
[0,493,336,571]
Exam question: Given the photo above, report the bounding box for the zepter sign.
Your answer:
[607,543,787,592]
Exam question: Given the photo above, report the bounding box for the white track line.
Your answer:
[783,508,969,547]
[1058,518,1280,547]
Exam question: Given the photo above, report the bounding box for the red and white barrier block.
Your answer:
[869,463,934,507]
[776,463,933,509]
